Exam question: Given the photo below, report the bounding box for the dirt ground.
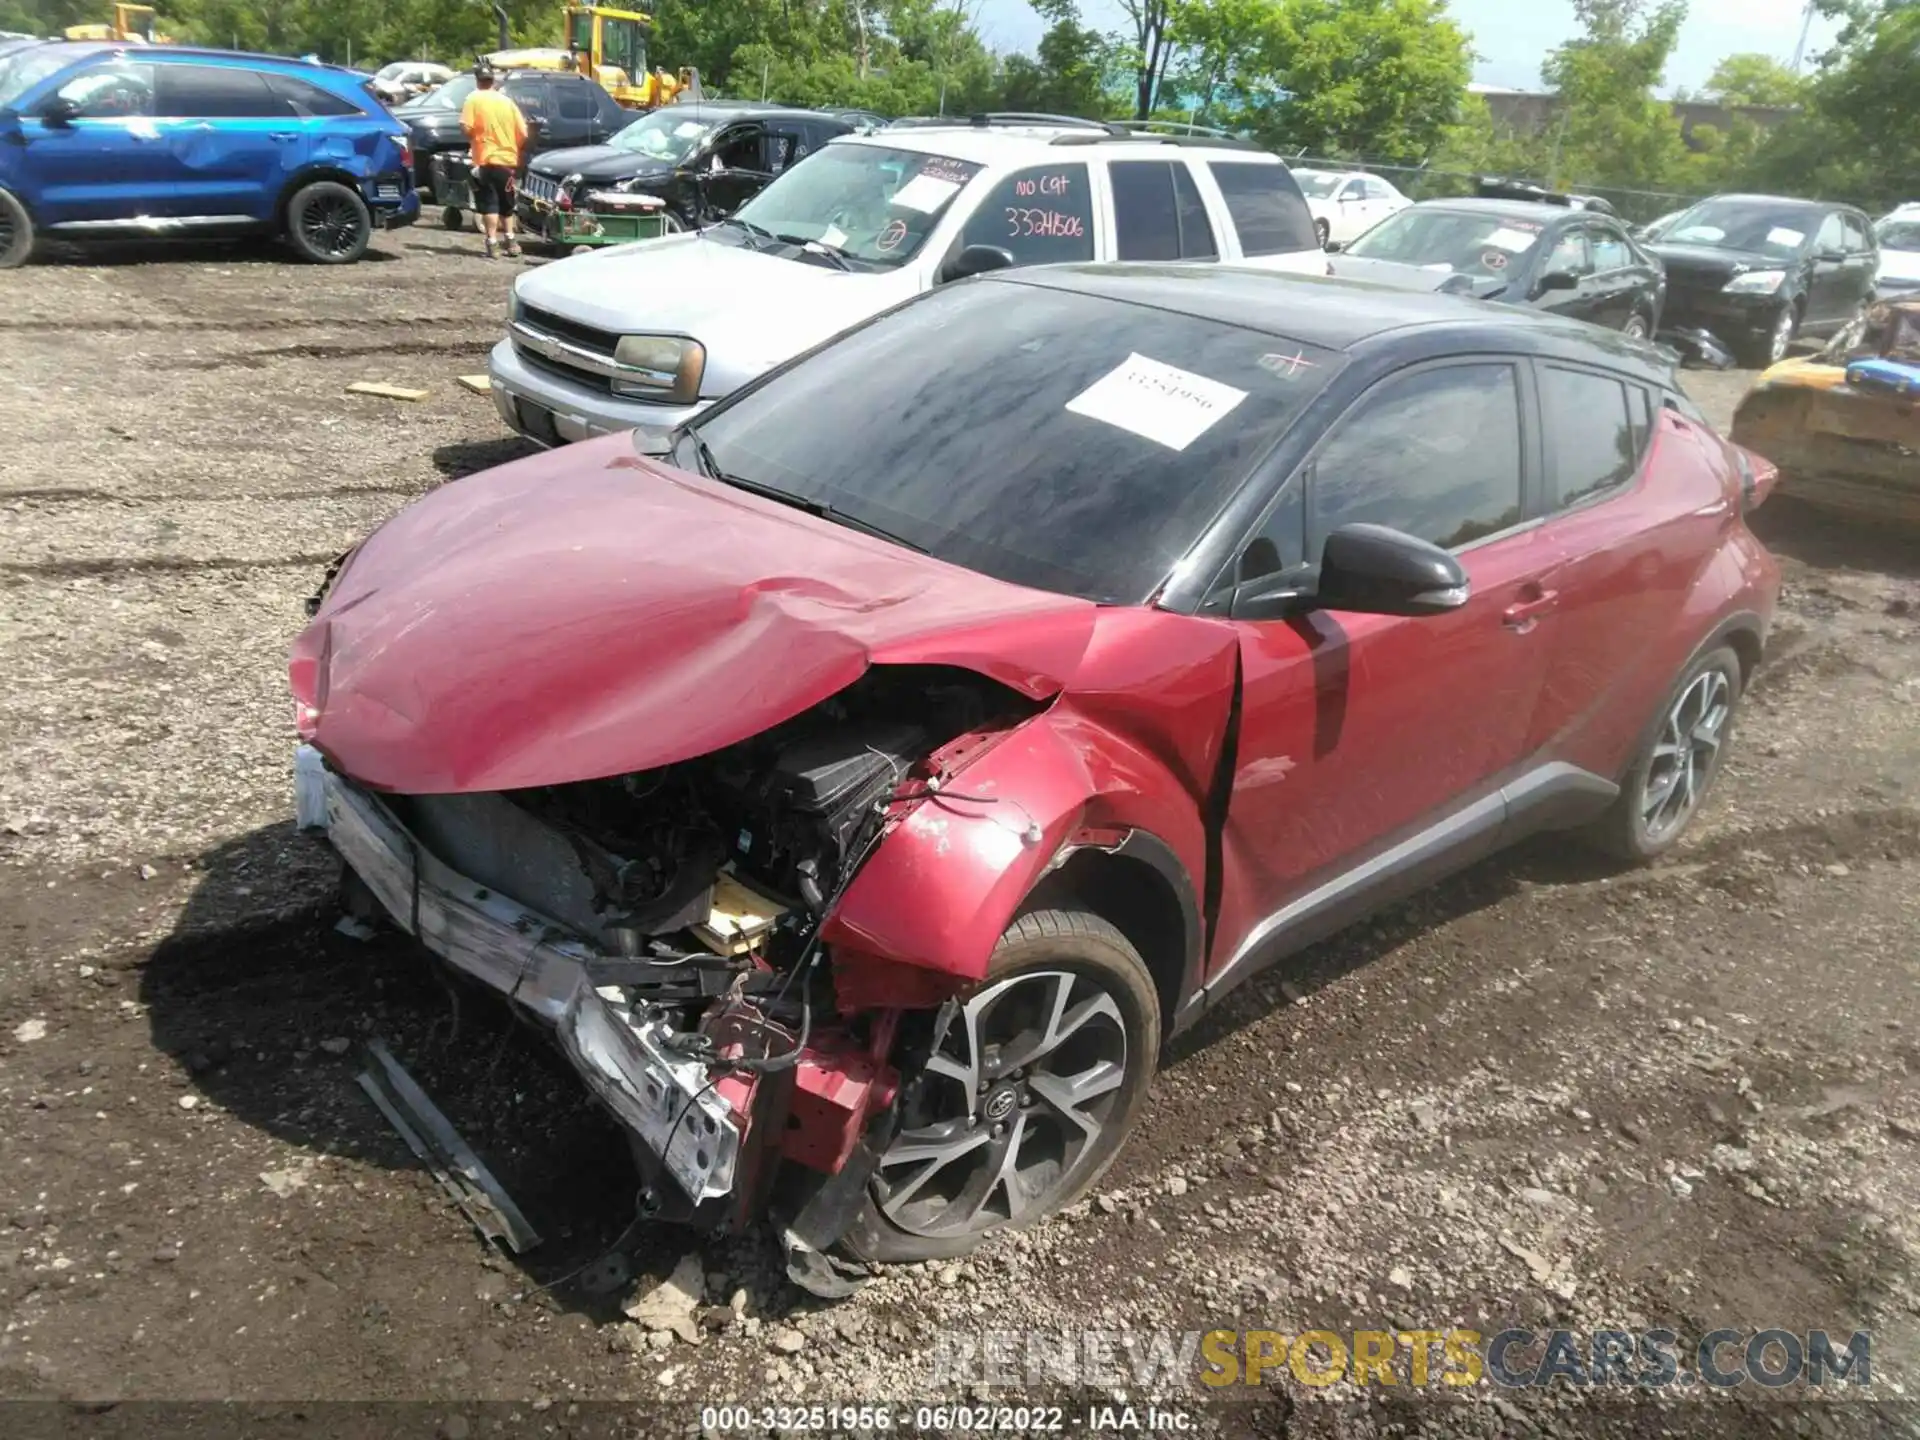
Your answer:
[1,227,1917,1436]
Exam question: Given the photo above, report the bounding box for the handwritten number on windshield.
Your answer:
[1005,208,1084,239]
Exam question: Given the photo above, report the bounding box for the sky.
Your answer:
[967,0,1841,96]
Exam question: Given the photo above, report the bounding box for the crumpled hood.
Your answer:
[511,232,913,384]
[294,434,1097,794]
[528,145,670,187]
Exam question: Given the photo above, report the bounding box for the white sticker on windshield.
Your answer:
[1065,353,1247,453]
[1483,226,1538,252]
[890,173,961,214]
[1766,226,1805,248]
[818,224,848,249]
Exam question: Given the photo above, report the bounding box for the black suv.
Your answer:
[396,70,638,207]
[519,101,854,230]
[1648,193,1880,367]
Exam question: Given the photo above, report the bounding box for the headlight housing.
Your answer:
[1723,269,1787,295]
[611,335,706,404]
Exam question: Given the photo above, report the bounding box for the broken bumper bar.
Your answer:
[294,745,742,1204]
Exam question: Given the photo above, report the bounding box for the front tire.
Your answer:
[285,181,372,265]
[1741,303,1799,368]
[441,205,464,231]
[839,909,1161,1264]
[1621,309,1650,340]
[0,188,34,269]
[1586,644,1744,862]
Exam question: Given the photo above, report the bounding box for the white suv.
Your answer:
[488,114,1329,446]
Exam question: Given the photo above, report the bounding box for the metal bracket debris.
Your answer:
[356,1038,543,1254]
[779,1134,883,1299]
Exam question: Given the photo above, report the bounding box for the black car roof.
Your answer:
[1405,197,1595,224]
[993,264,1675,384]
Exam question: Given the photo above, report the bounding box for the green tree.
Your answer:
[1247,0,1470,160]
[1537,0,1690,188]
[1700,51,1805,106]
[1001,0,1116,117]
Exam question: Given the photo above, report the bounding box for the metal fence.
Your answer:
[1283,153,1707,227]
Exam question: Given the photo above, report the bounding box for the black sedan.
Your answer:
[518,102,855,230]
[1647,194,1879,367]
[397,70,638,208]
[1328,199,1666,338]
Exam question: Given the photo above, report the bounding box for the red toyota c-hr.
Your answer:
[291,264,1779,1287]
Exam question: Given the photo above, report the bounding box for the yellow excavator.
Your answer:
[63,3,171,43]
[485,5,698,110]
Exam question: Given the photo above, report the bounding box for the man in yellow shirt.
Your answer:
[459,64,529,259]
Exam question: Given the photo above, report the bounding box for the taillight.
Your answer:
[289,654,322,740]
[392,133,411,170]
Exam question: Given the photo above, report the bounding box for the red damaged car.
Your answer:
[291,265,1779,1289]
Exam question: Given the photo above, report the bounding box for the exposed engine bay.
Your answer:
[306,666,1036,1290]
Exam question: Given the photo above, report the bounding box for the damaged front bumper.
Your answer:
[295,746,743,1205]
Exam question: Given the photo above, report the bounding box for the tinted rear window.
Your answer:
[1209,161,1318,256]
[685,281,1343,604]
[271,73,362,116]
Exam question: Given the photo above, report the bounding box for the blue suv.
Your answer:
[0,42,418,267]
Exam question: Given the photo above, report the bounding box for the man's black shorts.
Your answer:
[471,165,514,216]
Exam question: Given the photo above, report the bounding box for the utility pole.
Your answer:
[1791,0,1815,72]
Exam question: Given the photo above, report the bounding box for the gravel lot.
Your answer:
[1,229,1917,1435]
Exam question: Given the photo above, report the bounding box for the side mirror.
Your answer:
[1537,270,1579,292]
[1314,523,1469,616]
[41,96,80,127]
[941,243,1014,283]
[1324,239,1345,253]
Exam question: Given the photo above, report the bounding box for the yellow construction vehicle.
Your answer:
[62,3,170,43]
[485,6,697,110]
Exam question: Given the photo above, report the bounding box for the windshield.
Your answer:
[1293,171,1342,199]
[683,281,1343,604]
[1344,207,1544,279]
[1660,198,1818,256]
[374,63,409,81]
[731,143,983,269]
[611,109,714,161]
[1877,220,1920,252]
[407,74,475,111]
[0,46,75,107]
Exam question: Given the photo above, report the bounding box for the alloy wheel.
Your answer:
[1641,668,1732,844]
[1622,313,1649,339]
[302,194,365,259]
[1767,306,1796,364]
[873,969,1129,1239]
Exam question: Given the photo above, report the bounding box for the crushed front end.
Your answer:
[293,668,1024,1257]
[1732,299,1920,525]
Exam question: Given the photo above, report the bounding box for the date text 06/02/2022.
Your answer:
[698,1404,1197,1432]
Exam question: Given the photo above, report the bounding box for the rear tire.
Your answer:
[1585,644,1744,863]
[285,181,372,265]
[0,188,34,270]
[838,909,1161,1264]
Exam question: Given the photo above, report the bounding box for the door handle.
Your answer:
[1502,587,1559,632]
[271,132,298,142]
